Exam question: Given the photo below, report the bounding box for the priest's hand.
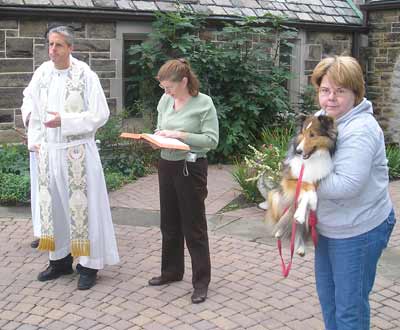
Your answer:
[29,144,41,157]
[44,111,61,128]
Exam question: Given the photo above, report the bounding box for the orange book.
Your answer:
[121,132,190,151]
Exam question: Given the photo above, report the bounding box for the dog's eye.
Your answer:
[309,132,315,138]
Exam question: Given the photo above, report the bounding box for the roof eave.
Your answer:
[284,20,365,32]
[0,6,365,32]
[0,6,155,21]
[360,0,400,11]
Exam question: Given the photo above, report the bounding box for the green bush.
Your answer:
[0,144,29,175]
[0,144,30,204]
[0,172,30,204]
[232,163,261,203]
[104,171,131,191]
[387,144,400,180]
[96,113,158,191]
[126,11,297,162]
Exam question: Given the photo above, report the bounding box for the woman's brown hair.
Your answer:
[311,56,365,106]
[157,58,200,96]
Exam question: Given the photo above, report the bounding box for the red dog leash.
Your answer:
[277,164,318,277]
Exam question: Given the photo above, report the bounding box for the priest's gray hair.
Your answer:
[48,26,74,46]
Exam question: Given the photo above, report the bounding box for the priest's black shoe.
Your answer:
[37,254,73,282]
[77,264,98,290]
[191,287,208,304]
[30,238,40,249]
[148,275,182,286]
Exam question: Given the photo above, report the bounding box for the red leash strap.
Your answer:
[277,164,305,278]
[309,210,318,247]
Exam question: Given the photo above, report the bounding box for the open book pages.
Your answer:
[120,132,190,151]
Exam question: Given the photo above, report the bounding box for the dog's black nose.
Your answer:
[295,148,302,155]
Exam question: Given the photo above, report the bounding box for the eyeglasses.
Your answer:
[159,84,173,92]
[319,87,350,97]
[159,82,179,92]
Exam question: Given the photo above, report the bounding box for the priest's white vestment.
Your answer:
[21,94,41,238]
[26,56,119,269]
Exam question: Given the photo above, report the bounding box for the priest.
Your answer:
[25,25,119,290]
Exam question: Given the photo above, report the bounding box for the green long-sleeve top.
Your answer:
[156,92,219,161]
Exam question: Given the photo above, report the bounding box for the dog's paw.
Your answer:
[296,246,305,257]
[294,208,306,224]
[308,191,318,210]
[258,201,268,210]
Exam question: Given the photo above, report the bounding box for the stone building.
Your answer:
[0,0,370,142]
[360,0,400,144]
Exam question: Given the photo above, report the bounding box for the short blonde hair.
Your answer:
[311,56,365,106]
[157,58,200,96]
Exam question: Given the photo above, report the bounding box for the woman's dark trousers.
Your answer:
[158,158,211,289]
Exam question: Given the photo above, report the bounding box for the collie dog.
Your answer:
[266,115,337,256]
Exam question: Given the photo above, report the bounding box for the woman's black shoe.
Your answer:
[191,287,208,304]
[148,275,182,286]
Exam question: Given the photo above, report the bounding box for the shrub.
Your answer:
[232,163,261,203]
[0,172,30,204]
[104,171,131,191]
[0,144,29,175]
[0,144,30,204]
[96,113,158,191]
[387,144,400,180]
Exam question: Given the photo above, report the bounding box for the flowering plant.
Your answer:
[244,144,284,189]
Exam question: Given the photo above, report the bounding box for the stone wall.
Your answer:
[304,31,353,80]
[0,18,117,143]
[365,8,400,144]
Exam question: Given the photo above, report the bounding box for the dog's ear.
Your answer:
[318,115,338,143]
[317,115,334,130]
[302,115,315,132]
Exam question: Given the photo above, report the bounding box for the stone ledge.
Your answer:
[0,129,21,143]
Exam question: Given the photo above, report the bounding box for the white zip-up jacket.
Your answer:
[316,98,393,238]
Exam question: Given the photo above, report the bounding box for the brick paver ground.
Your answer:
[0,166,399,330]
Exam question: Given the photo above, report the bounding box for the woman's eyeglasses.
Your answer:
[319,87,350,97]
[159,84,174,92]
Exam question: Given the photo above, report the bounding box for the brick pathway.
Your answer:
[0,167,399,330]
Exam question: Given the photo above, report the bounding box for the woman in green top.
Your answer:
[148,58,219,304]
